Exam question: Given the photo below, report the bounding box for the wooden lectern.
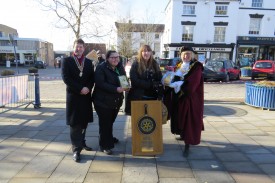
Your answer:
[131,100,163,156]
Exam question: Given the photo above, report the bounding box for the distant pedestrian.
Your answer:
[61,38,95,162]
[163,46,204,157]
[92,50,128,155]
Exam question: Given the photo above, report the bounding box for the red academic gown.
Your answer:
[164,60,204,145]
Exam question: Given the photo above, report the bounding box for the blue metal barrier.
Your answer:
[245,82,275,109]
[0,73,41,113]
[241,68,252,77]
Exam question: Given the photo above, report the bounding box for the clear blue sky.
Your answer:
[1,0,168,50]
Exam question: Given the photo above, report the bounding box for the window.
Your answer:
[249,18,261,34]
[214,27,226,42]
[182,25,194,41]
[183,5,195,15]
[140,33,145,39]
[154,43,160,52]
[155,33,159,39]
[252,0,263,7]
[127,33,131,39]
[215,5,228,16]
[0,31,2,37]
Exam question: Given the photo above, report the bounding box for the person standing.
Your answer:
[163,46,204,157]
[125,45,162,114]
[92,50,128,155]
[61,38,95,162]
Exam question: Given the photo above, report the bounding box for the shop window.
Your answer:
[214,27,226,42]
[252,0,263,7]
[155,34,159,39]
[249,18,261,35]
[183,5,195,15]
[141,33,145,39]
[182,25,194,41]
[215,5,228,16]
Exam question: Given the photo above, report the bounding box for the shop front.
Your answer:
[236,36,275,67]
[165,43,235,64]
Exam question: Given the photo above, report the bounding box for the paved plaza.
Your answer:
[1,67,275,182]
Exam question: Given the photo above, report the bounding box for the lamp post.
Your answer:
[8,34,19,74]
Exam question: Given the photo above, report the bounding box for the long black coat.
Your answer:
[92,61,126,109]
[61,56,94,127]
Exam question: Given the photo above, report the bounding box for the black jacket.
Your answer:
[92,61,126,109]
[124,60,162,114]
[61,56,95,127]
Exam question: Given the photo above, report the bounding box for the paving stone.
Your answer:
[0,163,25,179]
[15,155,63,178]
[84,172,121,183]
[9,178,47,183]
[223,162,262,173]
[38,141,71,156]
[122,167,158,183]
[258,164,275,181]
[124,155,156,167]
[215,152,249,162]
[246,153,275,164]
[159,178,197,183]
[2,146,42,163]
[89,160,123,172]
[46,158,91,182]
[157,161,193,178]
[189,160,235,183]
[230,172,275,183]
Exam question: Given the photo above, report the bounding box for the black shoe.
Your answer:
[113,137,119,144]
[83,145,93,151]
[101,149,113,155]
[73,152,80,162]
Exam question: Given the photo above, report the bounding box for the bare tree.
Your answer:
[36,0,113,40]
[115,20,139,58]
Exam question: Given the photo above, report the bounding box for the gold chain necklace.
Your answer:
[73,56,85,77]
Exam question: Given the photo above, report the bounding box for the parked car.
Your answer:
[157,58,173,72]
[203,59,240,82]
[34,61,47,69]
[165,57,181,72]
[251,60,275,80]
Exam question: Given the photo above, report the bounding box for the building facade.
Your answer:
[0,24,54,66]
[115,21,164,58]
[162,0,275,65]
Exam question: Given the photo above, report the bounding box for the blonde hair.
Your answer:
[137,45,156,75]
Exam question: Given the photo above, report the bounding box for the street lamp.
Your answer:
[8,34,19,74]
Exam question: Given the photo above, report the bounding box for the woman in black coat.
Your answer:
[61,39,94,162]
[92,50,128,155]
[125,45,162,114]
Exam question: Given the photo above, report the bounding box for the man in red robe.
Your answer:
[164,46,204,157]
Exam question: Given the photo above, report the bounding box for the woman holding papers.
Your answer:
[92,50,128,155]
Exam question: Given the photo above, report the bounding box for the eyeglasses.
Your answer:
[109,56,119,59]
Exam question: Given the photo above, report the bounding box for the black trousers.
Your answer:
[95,105,119,150]
[70,125,87,153]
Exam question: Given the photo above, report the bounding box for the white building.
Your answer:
[115,21,164,58]
[162,0,275,64]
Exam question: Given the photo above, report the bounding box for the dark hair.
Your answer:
[74,38,85,46]
[106,50,117,59]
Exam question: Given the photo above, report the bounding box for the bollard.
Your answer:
[34,73,41,108]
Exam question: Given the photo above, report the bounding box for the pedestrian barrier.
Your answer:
[245,82,275,110]
[0,73,41,114]
[240,67,252,77]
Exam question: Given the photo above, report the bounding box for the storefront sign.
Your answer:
[0,49,13,53]
[238,36,275,42]
[193,47,232,52]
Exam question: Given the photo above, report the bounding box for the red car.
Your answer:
[251,60,275,80]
